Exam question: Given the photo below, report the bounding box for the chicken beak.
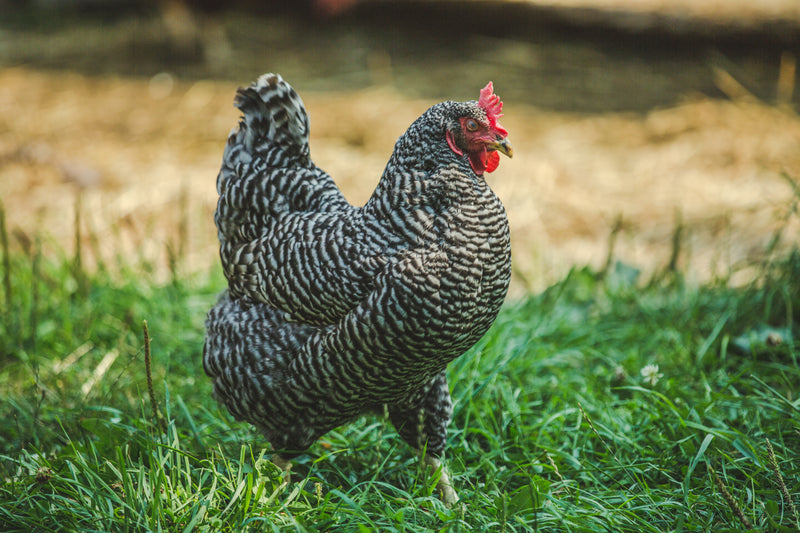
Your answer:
[488,137,513,158]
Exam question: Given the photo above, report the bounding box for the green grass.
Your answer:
[1,240,798,532]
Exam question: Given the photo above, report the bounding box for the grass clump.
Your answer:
[0,243,798,531]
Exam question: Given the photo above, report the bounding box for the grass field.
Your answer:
[0,212,798,531]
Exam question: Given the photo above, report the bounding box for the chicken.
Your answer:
[203,73,512,505]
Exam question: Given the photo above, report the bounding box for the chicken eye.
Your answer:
[465,119,479,132]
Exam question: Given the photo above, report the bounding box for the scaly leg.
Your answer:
[389,371,460,506]
[424,454,459,506]
[271,454,293,488]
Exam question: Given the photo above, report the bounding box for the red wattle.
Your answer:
[448,131,503,176]
[485,151,500,173]
[468,149,488,176]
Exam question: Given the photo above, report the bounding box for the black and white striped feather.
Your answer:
[204,73,511,458]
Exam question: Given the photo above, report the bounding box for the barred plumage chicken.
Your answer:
[203,73,512,505]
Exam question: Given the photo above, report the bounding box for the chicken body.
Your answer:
[203,74,512,499]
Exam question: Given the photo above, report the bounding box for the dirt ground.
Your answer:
[1,5,799,292]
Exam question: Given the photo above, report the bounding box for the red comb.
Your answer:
[478,82,507,136]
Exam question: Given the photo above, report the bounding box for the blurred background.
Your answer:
[1,0,799,292]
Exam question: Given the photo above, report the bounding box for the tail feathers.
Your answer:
[234,73,311,167]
